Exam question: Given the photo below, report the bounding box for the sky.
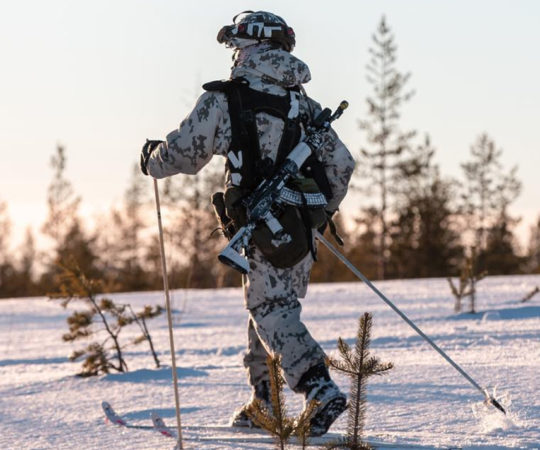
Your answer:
[1,0,539,251]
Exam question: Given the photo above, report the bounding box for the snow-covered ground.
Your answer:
[1,275,539,449]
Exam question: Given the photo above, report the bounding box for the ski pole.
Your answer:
[153,178,184,448]
[314,230,506,415]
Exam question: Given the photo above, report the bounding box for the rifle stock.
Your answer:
[218,225,253,274]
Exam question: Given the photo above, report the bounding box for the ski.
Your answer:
[150,411,176,438]
[189,432,437,448]
[103,401,178,435]
[102,402,259,437]
[102,401,154,430]
[102,402,459,449]
[151,423,437,448]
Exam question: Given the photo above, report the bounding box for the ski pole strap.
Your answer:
[327,214,344,246]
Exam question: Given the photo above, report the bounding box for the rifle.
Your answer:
[218,100,349,274]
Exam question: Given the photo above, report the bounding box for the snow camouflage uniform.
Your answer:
[145,13,355,434]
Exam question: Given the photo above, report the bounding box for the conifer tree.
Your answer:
[98,164,152,291]
[0,200,16,298]
[51,262,161,376]
[358,16,416,280]
[327,313,393,450]
[41,145,99,291]
[246,354,318,450]
[0,200,10,258]
[42,145,81,245]
[0,205,39,298]
[388,136,462,278]
[345,209,380,281]
[459,134,521,259]
[481,212,524,275]
[18,228,36,289]
[525,216,540,274]
[8,228,39,297]
[52,262,128,375]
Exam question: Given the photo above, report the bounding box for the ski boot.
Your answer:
[296,363,347,436]
[230,380,272,428]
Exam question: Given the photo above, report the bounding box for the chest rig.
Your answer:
[206,77,335,268]
[202,78,332,198]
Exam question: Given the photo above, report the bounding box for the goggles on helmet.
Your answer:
[217,10,296,52]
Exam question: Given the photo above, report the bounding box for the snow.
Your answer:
[1,275,539,449]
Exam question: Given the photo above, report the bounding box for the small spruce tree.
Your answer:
[447,247,487,313]
[50,261,162,376]
[246,354,318,450]
[327,313,393,450]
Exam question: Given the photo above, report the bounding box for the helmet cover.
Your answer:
[217,10,296,52]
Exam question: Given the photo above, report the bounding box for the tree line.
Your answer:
[1,16,539,299]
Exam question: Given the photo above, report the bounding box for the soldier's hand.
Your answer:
[140,139,164,175]
[318,210,344,246]
[317,210,335,235]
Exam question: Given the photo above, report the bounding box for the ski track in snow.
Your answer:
[1,276,539,449]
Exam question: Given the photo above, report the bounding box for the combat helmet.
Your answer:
[217,10,296,52]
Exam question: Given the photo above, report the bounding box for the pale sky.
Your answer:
[1,0,539,250]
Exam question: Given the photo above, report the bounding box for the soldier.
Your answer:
[140,11,355,436]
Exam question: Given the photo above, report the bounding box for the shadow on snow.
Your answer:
[0,356,69,367]
[447,305,540,321]
[103,367,208,383]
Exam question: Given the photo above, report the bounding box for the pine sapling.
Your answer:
[327,313,393,450]
[447,247,487,313]
[246,354,318,450]
[50,262,129,375]
[127,304,163,368]
[51,261,161,376]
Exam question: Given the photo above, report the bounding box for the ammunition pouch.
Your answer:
[253,204,310,268]
[286,177,327,230]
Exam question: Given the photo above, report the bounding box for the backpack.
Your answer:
[205,78,332,268]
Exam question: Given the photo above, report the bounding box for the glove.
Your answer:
[317,210,344,246]
[317,210,335,235]
[140,139,164,175]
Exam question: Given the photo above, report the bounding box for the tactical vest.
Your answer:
[205,77,332,268]
[202,77,332,198]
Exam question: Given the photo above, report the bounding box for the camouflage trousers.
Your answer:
[242,246,326,390]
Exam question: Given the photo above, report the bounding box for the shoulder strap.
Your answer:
[202,79,333,200]
[203,79,256,187]
[203,78,302,189]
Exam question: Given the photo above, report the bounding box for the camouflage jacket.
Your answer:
[146,44,355,212]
